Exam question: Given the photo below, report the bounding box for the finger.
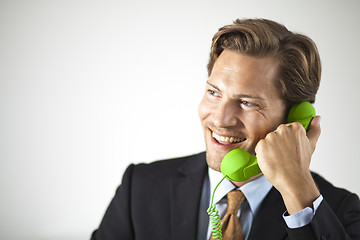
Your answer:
[307,115,321,150]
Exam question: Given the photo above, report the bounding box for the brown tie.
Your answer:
[210,190,246,240]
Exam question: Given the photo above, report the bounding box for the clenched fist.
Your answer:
[255,116,322,214]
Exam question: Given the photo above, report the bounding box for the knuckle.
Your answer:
[287,122,304,133]
[277,124,286,131]
[293,122,303,129]
[256,139,265,149]
[270,131,278,137]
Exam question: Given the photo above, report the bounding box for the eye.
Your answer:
[240,100,258,108]
[207,89,221,98]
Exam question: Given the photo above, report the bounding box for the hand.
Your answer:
[255,116,322,214]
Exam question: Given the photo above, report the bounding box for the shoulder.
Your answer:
[311,172,359,209]
[128,152,207,180]
[120,152,207,202]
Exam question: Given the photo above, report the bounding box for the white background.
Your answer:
[1,0,359,239]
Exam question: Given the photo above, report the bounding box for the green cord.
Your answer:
[209,175,227,207]
[207,175,227,240]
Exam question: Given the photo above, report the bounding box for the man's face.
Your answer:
[198,50,287,172]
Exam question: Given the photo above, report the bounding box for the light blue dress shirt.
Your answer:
[198,167,323,240]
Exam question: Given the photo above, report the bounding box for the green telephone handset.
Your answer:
[207,101,316,239]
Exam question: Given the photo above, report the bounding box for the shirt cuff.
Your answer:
[283,195,323,229]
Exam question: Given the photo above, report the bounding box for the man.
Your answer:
[91,19,360,240]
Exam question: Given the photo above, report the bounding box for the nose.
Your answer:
[213,101,238,128]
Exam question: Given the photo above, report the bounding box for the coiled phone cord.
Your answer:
[207,175,227,240]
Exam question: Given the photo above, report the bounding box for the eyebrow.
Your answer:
[206,81,220,91]
[206,81,265,101]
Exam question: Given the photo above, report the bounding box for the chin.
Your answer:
[205,151,222,172]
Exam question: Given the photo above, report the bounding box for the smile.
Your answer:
[212,132,246,144]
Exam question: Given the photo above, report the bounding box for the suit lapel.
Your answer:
[170,152,207,240]
[248,187,288,240]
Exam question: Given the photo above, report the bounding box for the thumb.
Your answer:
[307,115,321,151]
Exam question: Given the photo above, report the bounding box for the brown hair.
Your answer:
[207,18,321,106]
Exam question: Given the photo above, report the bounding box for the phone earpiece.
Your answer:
[287,101,316,131]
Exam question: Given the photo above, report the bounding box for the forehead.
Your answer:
[209,50,281,99]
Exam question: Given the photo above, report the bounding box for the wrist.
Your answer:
[278,174,320,214]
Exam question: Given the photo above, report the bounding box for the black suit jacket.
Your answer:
[91,152,360,240]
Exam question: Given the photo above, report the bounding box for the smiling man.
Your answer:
[91,19,360,240]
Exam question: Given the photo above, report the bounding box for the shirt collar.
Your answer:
[208,167,273,215]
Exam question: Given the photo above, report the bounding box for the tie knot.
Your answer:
[226,190,246,214]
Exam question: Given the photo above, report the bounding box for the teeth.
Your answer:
[212,132,245,143]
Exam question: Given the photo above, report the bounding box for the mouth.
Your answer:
[212,131,247,145]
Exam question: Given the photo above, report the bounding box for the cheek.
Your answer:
[243,110,286,141]
[198,96,211,123]
[241,113,274,140]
